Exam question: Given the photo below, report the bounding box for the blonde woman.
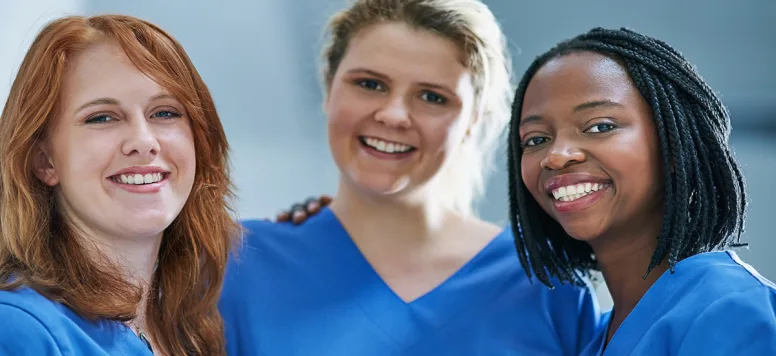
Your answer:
[220,1,599,355]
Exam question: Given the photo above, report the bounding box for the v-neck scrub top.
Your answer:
[580,251,776,356]
[0,287,154,355]
[219,208,600,355]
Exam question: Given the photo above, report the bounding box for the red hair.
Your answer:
[0,15,238,355]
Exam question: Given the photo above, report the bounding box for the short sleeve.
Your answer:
[0,303,64,355]
[677,287,776,355]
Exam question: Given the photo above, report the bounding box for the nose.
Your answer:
[121,115,160,159]
[374,95,411,129]
[540,139,586,171]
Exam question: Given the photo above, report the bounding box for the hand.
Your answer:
[276,195,333,225]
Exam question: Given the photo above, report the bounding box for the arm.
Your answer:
[0,304,64,355]
[677,287,776,355]
[275,195,332,225]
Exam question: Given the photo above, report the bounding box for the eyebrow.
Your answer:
[518,100,624,127]
[76,97,119,112]
[75,93,178,113]
[345,67,455,93]
[573,99,624,112]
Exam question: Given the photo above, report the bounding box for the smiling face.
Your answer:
[518,51,664,244]
[324,21,476,199]
[35,42,196,243]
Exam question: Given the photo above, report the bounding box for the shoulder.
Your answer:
[238,208,339,245]
[673,251,775,299]
[677,285,776,354]
[0,288,65,355]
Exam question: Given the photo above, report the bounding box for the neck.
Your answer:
[94,232,162,351]
[82,228,163,328]
[330,178,456,247]
[590,219,666,338]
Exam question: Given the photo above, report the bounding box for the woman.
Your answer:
[510,27,776,355]
[0,15,238,355]
[219,1,599,355]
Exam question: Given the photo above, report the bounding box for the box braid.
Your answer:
[507,27,748,288]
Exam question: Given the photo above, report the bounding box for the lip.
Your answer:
[544,172,611,193]
[359,135,416,148]
[551,185,611,213]
[110,165,169,177]
[107,166,171,194]
[107,174,169,194]
[358,135,417,161]
[542,173,613,213]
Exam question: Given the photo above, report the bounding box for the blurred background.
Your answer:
[2,0,774,309]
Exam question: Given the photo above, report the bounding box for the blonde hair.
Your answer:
[0,15,238,355]
[322,0,513,216]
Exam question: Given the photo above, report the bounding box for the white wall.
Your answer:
[0,0,86,109]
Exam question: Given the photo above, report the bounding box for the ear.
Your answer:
[462,112,481,143]
[32,143,59,186]
[322,83,333,116]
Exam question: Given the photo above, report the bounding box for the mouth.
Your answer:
[549,182,611,202]
[109,172,169,185]
[359,136,416,155]
[543,173,613,213]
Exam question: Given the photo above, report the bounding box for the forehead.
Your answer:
[339,22,470,84]
[522,52,641,114]
[61,42,164,108]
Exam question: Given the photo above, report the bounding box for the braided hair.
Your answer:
[507,27,748,288]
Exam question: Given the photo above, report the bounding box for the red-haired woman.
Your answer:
[0,15,238,355]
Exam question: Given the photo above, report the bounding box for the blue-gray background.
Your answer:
[3,0,773,308]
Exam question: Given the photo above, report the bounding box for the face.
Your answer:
[35,42,196,243]
[518,52,663,244]
[324,22,476,199]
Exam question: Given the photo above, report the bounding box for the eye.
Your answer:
[420,91,447,105]
[85,114,115,124]
[355,79,384,91]
[151,110,182,119]
[586,122,616,133]
[522,136,550,148]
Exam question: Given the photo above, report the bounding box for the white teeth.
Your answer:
[551,182,607,202]
[363,137,413,154]
[117,172,164,185]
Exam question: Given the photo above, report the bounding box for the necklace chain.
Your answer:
[128,321,154,354]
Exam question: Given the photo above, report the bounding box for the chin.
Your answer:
[346,169,411,196]
[557,220,605,243]
[118,212,177,237]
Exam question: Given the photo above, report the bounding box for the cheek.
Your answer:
[606,129,663,196]
[327,94,365,139]
[52,131,116,181]
[520,154,541,192]
[164,124,197,178]
[416,111,466,156]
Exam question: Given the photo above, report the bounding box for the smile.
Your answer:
[110,172,167,185]
[551,182,610,202]
[359,136,416,154]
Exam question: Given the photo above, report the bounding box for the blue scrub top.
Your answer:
[0,286,153,355]
[581,251,776,355]
[219,207,600,355]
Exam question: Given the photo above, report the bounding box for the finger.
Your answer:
[306,201,320,213]
[276,211,290,222]
[291,210,306,225]
[320,195,333,205]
